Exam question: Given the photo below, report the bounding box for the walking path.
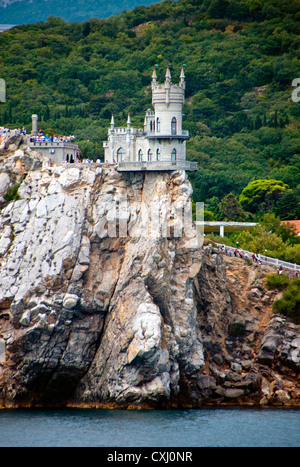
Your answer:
[215,243,300,274]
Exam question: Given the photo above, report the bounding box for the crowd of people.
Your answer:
[29,132,75,143]
[219,244,299,278]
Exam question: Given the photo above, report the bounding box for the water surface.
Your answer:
[0,407,299,447]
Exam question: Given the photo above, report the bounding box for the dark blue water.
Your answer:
[0,408,299,447]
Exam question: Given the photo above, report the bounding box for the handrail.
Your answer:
[118,160,197,169]
[215,242,300,272]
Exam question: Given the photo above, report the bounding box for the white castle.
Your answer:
[103,66,197,172]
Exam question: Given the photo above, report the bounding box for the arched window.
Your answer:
[171,117,177,135]
[138,149,143,162]
[156,118,160,132]
[117,147,125,162]
[156,148,160,161]
[148,149,153,161]
[150,121,153,132]
[171,148,177,164]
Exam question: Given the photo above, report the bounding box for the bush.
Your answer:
[3,183,20,202]
[266,273,290,290]
[228,321,246,337]
[285,244,300,265]
[273,278,300,324]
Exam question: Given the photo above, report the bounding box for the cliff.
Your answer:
[0,133,299,408]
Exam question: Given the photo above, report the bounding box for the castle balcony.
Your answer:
[145,130,189,140]
[117,160,197,172]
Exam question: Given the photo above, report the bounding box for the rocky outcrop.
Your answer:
[0,132,299,408]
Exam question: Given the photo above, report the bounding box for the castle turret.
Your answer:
[151,66,186,137]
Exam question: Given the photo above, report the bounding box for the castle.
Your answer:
[103,66,197,172]
[26,66,197,171]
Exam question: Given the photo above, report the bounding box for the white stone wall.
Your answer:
[105,133,186,164]
[30,145,78,164]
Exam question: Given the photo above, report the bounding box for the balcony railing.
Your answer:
[146,130,189,139]
[29,140,78,149]
[117,160,197,171]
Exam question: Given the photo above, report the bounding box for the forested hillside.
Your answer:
[0,0,299,223]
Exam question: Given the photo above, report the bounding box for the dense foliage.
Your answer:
[207,213,300,262]
[0,0,299,221]
[267,274,300,324]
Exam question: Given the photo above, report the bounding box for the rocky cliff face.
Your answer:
[0,133,299,408]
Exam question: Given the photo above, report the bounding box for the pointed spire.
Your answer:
[152,65,157,82]
[127,114,131,127]
[180,65,185,80]
[110,115,115,127]
[165,65,171,82]
[180,65,186,89]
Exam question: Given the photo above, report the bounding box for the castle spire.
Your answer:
[110,115,115,128]
[152,65,158,91]
[127,114,131,127]
[165,65,171,105]
[152,65,157,82]
[165,65,171,83]
[180,65,186,89]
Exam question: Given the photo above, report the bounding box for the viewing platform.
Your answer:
[117,160,198,172]
[28,138,79,164]
[196,221,257,237]
[146,130,189,140]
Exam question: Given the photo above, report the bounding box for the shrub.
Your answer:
[228,321,246,337]
[3,183,20,202]
[266,273,290,290]
[273,278,300,324]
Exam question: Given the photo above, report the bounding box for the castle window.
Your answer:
[156,149,160,161]
[138,149,143,162]
[171,148,177,163]
[117,147,125,162]
[148,149,153,161]
[156,118,160,132]
[171,117,177,135]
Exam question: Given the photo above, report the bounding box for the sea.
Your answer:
[0,407,299,448]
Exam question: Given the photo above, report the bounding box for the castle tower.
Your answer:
[151,65,186,137]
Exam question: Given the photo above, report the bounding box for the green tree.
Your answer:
[239,179,289,215]
[218,192,247,221]
[235,224,286,257]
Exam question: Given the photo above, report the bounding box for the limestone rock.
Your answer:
[63,294,79,310]
[0,141,299,409]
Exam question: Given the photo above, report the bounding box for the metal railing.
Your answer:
[29,140,77,148]
[215,243,300,272]
[117,160,198,171]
